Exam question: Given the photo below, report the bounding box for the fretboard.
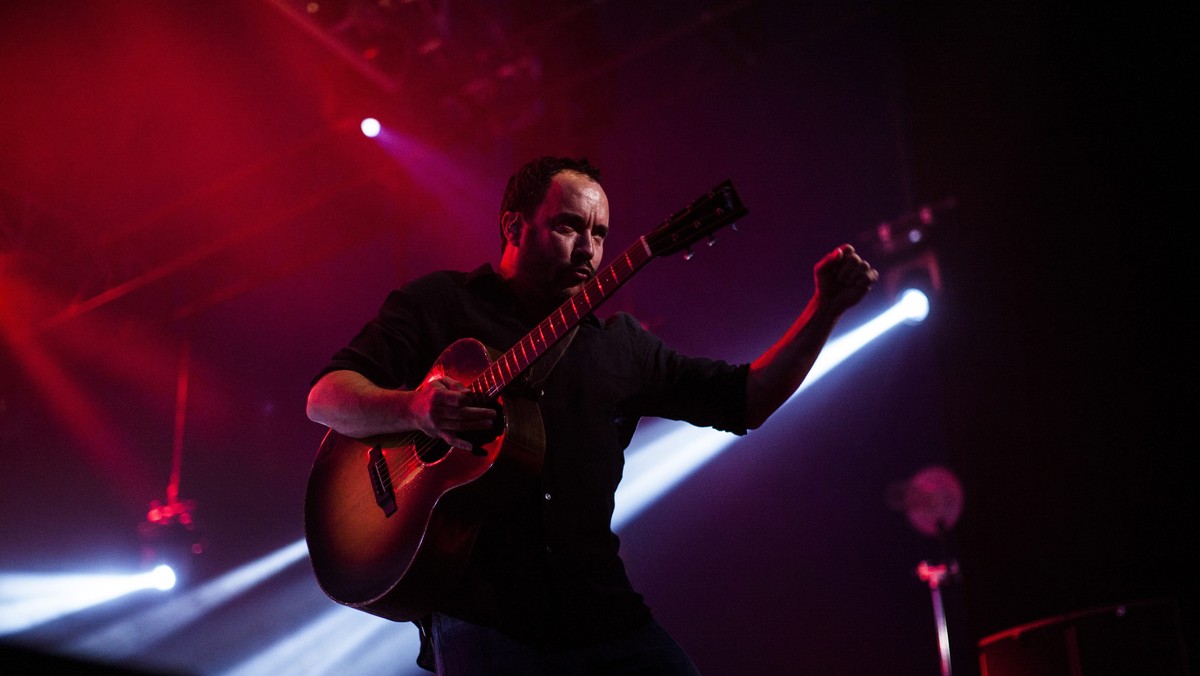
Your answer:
[473,237,654,398]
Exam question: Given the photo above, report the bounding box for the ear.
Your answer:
[501,211,522,246]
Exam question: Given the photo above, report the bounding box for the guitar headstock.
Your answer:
[644,180,749,259]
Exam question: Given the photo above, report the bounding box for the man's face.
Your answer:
[506,170,609,303]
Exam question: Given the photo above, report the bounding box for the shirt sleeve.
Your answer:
[311,275,447,389]
[616,313,750,436]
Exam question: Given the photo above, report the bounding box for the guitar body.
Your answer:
[304,338,544,621]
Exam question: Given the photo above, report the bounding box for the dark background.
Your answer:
[1,1,1194,674]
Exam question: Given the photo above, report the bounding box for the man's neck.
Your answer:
[498,268,558,324]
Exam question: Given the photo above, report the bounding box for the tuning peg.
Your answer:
[684,247,695,261]
[707,235,717,247]
[731,222,739,232]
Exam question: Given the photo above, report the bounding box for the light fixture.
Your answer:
[136,335,203,586]
[137,497,203,587]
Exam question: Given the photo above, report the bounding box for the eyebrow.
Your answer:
[550,212,609,236]
[553,213,599,228]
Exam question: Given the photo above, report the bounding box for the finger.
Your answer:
[433,402,497,421]
[856,267,879,288]
[835,257,865,285]
[457,417,498,430]
[821,245,847,266]
[839,253,873,280]
[442,432,473,452]
[849,265,878,287]
[459,405,499,419]
[429,387,487,411]
[429,377,471,395]
[436,405,496,420]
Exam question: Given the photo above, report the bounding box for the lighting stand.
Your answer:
[917,558,959,676]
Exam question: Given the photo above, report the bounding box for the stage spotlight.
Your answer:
[883,248,941,302]
[858,198,953,304]
[0,566,178,635]
[899,288,930,324]
[149,564,177,591]
[138,498,203,588]
[68,539,310,658]
[360,117,381,138]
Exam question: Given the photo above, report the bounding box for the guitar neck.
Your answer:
[474,237,654,398]
[471,179,747,398]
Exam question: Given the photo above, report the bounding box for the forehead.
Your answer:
[538,171,608,216]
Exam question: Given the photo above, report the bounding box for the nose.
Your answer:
[574,230,595,259]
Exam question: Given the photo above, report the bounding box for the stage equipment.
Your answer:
[890,465,964,676]
[137,497,202,586]
[978,600,1189,675]
[138,335,203,585]
[858,197,955,302]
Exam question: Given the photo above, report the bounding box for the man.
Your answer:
[306,156,877,674]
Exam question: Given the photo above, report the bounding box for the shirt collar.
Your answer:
[464,263,601,327]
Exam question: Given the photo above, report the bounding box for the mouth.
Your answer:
[567,266,593,282]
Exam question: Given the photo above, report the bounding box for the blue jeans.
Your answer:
[430,613,703,675]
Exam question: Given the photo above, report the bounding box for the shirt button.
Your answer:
[544,492,552,501]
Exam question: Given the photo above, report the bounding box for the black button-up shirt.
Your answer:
[315,264,748,645]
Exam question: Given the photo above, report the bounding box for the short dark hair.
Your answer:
[499,156,602,251]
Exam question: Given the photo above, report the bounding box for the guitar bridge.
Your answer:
[367,445,397,517]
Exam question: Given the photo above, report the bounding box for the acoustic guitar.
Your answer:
[304,180,747,621]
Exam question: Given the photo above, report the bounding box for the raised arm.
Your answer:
[307,369,496,450]
[744,244,878,429]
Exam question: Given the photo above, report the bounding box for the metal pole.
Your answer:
[917,560,953,676]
